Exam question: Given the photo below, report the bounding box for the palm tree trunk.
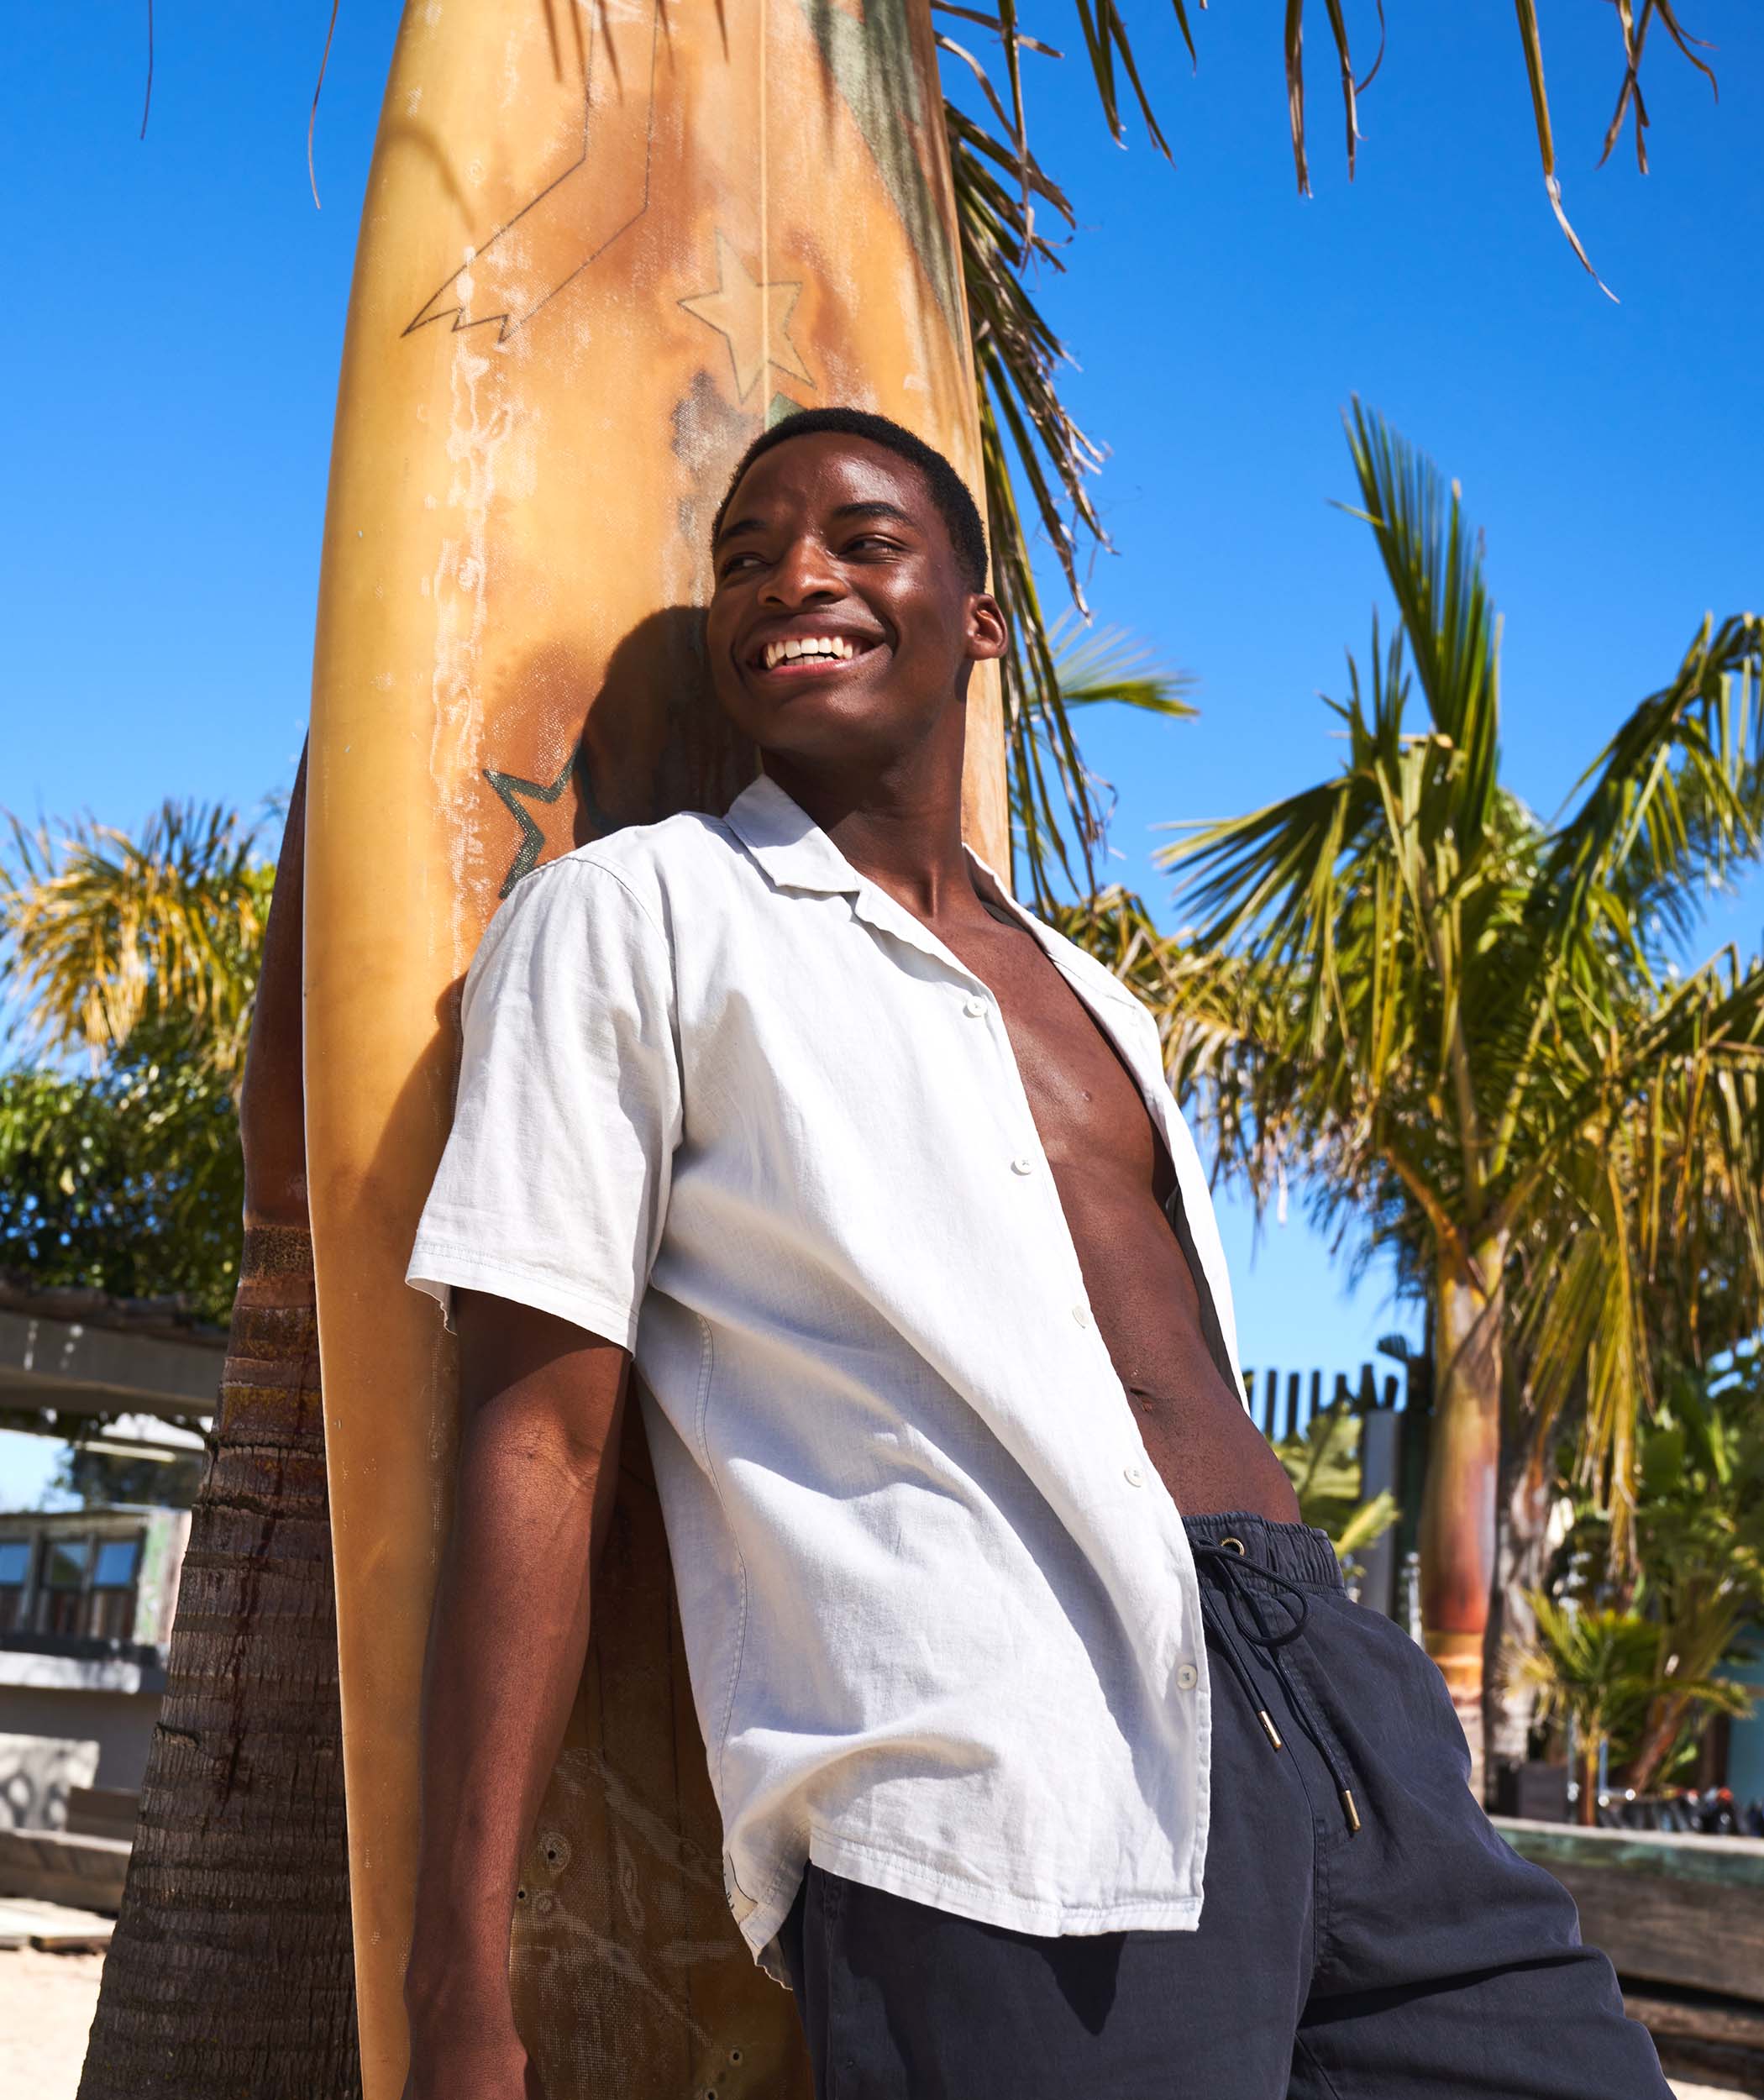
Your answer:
[1420,1232,1508,1803]
[79,760,360,2099]
[1624,1693,1693,1798]
[1576,1740,1601,1827]
[1483,1425,1554,1788]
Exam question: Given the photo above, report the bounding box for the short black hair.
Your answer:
[711,407,989,591]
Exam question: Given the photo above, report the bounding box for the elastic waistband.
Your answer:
[1183,1510,1342,1590]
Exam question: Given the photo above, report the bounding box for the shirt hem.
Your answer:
[734,1829,1204,1970]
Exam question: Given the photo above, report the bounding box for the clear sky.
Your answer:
[6,4,1761,1503]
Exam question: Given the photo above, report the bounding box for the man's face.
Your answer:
[706,433,1005,776]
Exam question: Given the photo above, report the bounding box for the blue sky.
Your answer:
[6,4,1761,1503]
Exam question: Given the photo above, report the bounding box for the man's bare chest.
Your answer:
[937,911,1167,1192]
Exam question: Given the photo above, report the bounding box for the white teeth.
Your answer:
[763,635,858,669]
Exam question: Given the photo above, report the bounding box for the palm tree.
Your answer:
[1,803,270,1321]
[942,0,1721,895]
[1142,407,1764,1793]
[0,777,361,2098]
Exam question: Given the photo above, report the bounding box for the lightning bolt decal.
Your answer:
[405,0,662,344]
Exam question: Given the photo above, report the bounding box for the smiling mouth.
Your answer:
[749,633,884,676]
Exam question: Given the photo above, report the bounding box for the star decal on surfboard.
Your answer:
[403,0,661,343]
[679,235,815,405]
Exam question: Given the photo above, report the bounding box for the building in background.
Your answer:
[0,1504,191,1827]
[0,1282,218,1903]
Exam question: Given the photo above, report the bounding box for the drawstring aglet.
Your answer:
[1341,1788,1362,1835]
[1257,1708,1284,1751]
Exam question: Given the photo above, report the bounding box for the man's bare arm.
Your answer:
[402,1290,629,2098]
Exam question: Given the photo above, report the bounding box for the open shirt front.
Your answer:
[408,773,1247,1975]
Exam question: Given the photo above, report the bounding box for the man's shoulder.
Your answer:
[504,807,754,928]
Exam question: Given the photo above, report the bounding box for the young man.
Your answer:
[401,408,1668,2099]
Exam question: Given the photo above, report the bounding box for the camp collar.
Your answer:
[722,773,1137,1009]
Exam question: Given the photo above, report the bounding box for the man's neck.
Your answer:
[762,749,990,927]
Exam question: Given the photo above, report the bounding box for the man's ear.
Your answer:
[965,592,1009,663]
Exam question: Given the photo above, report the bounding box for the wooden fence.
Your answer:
[1239,1360,1414,1444]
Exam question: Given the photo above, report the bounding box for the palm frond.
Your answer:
[1543,612,1764,963]
[1340,400,1502,859]
[0,801,272,1083]
[1053,616,1194,716]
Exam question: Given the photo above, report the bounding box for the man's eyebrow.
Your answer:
[830,500,916,528]
[713,514,768,549]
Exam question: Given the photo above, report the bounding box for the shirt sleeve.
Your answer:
[405,857,682,1352]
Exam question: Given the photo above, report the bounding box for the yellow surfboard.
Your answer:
[303,2,1004,2092]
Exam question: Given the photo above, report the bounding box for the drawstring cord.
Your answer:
[1191,1539,1362,1835]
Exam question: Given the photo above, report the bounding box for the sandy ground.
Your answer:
[1,1947,106,2099]
[0,1945,1753,2100]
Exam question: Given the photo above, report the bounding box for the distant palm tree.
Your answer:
[2,800,270,1084]
[1130,407,1764,1790]
[1,804,270,1320]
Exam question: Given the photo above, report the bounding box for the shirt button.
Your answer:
[1175,1663,1199,1691]
[1071,1305,1091,1328]
[1123,1463,1144,1488]
[1011,1156,1035,1176]
[963,995,990,1018]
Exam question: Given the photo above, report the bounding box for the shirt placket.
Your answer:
[848,879,1207,1710]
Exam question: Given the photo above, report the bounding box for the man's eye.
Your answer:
[720,553,762,577]
[846,534,900,555]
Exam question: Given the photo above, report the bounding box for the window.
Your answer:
[41,1537,91,1635]
[87,1536,144,1640]
[92,1539,141,1588]
[0,1540,28,1635]
[44,1538,90,1588]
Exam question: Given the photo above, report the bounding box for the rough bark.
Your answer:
[1420,1233,1508,1802]
[78,760,360,2099]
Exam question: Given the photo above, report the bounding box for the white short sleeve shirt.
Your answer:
[408,774,1245,1974]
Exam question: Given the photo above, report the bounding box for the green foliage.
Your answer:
[1,803,271,1082]
[1124,406,1764,1541]
[1515,1596,1747,1793]
[1545,1359,1764,1788]
[1516,1599,1667,1773]
[0,802,271,1326]
[0,1050,245,1326]
[1273,1402,1398,1567]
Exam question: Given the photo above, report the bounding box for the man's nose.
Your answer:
[761,537,841,606]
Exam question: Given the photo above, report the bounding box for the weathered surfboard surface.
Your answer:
[303,1,1000,2093]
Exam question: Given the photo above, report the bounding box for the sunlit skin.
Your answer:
[707,432,1299,1523]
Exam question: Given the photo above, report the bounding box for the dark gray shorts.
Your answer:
[777,1511,1669,2100]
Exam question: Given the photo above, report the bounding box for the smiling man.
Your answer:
[398,409,1669,2100]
